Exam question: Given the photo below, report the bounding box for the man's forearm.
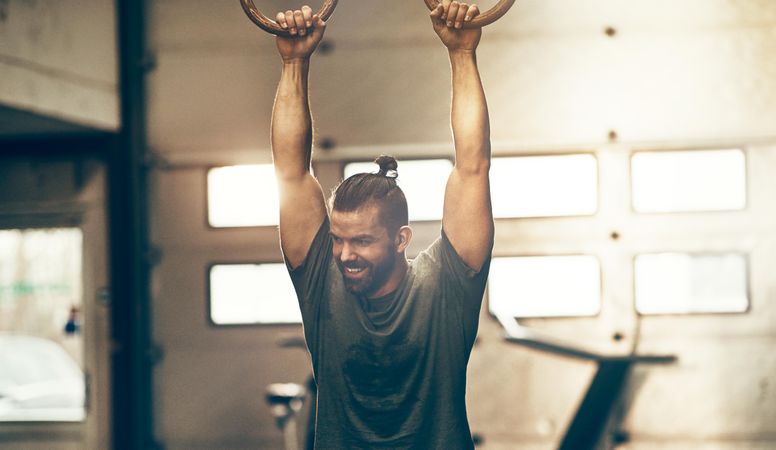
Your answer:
[449,50,491,171]
[272,58,314,179]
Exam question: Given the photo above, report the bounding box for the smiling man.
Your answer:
[328,156,412,299]
[269,2,494,448]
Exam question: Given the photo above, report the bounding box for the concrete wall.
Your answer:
[0,0,118,131]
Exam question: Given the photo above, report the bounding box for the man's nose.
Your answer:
[340,243,357,262]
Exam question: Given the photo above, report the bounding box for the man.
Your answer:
[270,1,493,448]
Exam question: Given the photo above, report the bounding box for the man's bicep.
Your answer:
[442,168,494,272]
[278,173,328,268]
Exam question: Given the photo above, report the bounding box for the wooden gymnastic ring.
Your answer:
[240,0,338,36]
[423,0,516,28]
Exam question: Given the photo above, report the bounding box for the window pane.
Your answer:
[490,154,598,218]
[631,149,746,213]
[344,159,452,221]
[208,165,279,227]
[0,228,85,422]
[488,255,601,318]
[635,253,748,314]
[209,264,301,325]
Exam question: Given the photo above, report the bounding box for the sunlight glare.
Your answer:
[208,165,279,227]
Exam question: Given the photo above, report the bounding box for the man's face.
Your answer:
[330,204,398,298]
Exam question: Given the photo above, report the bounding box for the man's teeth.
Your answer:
[346,267,364,273]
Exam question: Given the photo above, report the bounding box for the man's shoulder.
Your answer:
[409,236,445,268]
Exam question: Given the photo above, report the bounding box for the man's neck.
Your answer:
[366,257,409,299]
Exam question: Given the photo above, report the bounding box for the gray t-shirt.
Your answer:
[286,217,491,449]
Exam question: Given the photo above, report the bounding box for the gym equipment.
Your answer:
[240,0,338,36]
[422,0,516,28]
[240,0,516,36]
[496,314,676,450]
[268,336,317,450]
[266,382,307,450]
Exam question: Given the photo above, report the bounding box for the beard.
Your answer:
[337,249,396,297]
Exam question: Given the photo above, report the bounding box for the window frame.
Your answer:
[205,261,303,328]
[486,253,604,320]
[628,147,749,215]
[489,151,601,220]
[632,251,751,317]
[205,163,281,230]
[0,222,87,424]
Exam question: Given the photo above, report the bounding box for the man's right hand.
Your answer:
[275,6,327,62]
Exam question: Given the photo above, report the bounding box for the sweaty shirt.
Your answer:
[286,217,491,449]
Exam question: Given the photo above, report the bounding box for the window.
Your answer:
[344,159,452,221]
[207,164,279,227]
[0,228,85,422]
[634,253,748,314]
[631,149,746,213]
[488,255,601,318]
[208,263,301,325]
[490,154,598,218]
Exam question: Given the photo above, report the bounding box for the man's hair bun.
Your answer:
[330,154,407,232]
[374,155,398,178]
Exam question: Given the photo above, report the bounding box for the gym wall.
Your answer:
[145,1,776,449]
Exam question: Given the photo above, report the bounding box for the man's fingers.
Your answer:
[430,4,444,20]
[465,4,480,21]
[276,12,287,29]
[293,10,307,36]
[278,8,317,37]
[301,5,313,28]
[310,14,326,38]
[440,0,452,20]
[434,1,480,27]
[284,10,296,35]
[447,2,460,27]
[454,3,468,28]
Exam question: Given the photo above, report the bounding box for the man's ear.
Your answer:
[395,226,413,253]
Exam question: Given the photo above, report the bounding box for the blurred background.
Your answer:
[1,0,775,449]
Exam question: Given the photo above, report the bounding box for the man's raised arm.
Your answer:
[271,6,328,268]
[431,1,495,271]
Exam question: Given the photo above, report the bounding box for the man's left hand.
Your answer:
[430,1,482,52]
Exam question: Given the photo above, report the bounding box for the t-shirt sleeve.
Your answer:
[437,228,492,297]
[433,229,493,350]
[283,217,333,329]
